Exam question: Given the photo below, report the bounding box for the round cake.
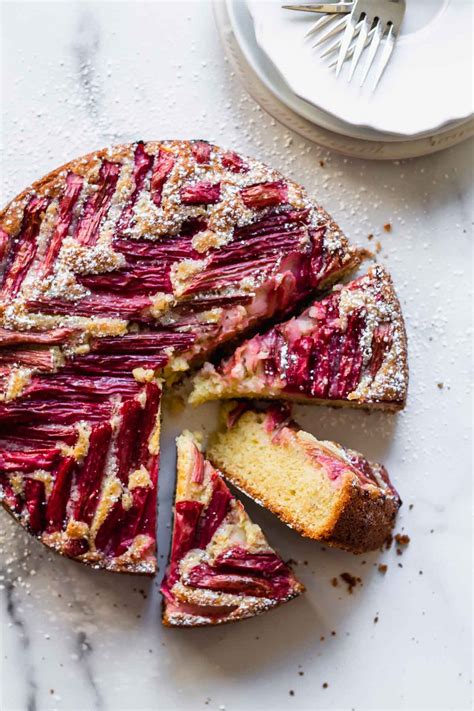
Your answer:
[0,140,361,572]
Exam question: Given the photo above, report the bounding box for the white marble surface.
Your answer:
[0,2,472,711]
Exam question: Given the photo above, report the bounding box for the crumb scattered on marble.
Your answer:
[340,572,362,593]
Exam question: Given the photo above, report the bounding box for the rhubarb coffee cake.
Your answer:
[208,403,401,553]
[0,140,360,570]
[161,431,304,626]
[191,266,408,410]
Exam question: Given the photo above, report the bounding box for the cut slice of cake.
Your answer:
[161,430,304,627]
[207,403,401,554]
[0,371,161,574]
[190,266,408,411]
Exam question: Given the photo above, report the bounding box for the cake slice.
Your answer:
[161,431,304,627]
[190,266,408,411]
[207,403,401,554]
[0,371,161,574]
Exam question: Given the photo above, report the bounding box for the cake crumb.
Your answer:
[437,382,444,389]
[374,616,379,624]
[367,233,374,241]
[340,572,362,593]
[395,533,410,546]
[375,241,382,253]
[323,683,328,689]
[331,577,338,587]
[383,223,392,232]
[378,564,388,574]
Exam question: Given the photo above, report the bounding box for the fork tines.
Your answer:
[305,0,405,90]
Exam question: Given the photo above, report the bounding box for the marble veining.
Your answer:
[4,579,38,711]
[0,1,472,710]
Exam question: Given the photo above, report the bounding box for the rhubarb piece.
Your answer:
[0,196,50,299]
[0,448,60,472]
[0,348,59,371]
[221,150,248,173]
[240,180,288,209]
[151,149,175,206]
[160,431,303,627]
[207,403,401,554]
[0,326,75,347]
[24,479,47,534]
[191,266,408,411]
[41,172,83,276]
[190,140,212,164]
[25,293,153,319]
[180,181,221,205]
[73,422,112,524]
[75,160,121,245]
[116,142,153,233]
[45,457,76,532]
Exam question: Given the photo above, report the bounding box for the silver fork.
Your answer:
[335,0,405,88]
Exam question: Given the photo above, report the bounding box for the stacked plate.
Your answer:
[214,0,474,159]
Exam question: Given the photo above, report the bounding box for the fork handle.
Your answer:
[282,3,353,14]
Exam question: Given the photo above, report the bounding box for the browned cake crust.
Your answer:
[322,483,400,553]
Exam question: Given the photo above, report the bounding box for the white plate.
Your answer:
[216,0,474,159]
[226,0,472,143]
[226,0,398,142]
[247,0,474,137]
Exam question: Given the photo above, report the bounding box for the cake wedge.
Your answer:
[190,266,408,411]
[207,403,401,554]
[160,430,304,627]
[0,372,162,573]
